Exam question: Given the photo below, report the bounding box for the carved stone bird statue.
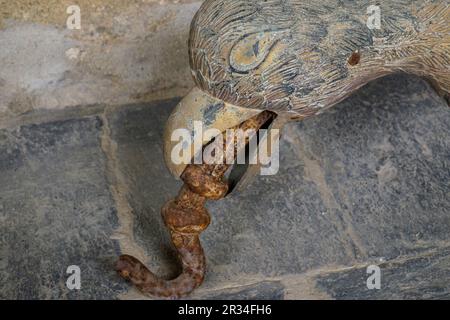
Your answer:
[116,0,449,298]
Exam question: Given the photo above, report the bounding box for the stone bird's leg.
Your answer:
[116,111,273,299]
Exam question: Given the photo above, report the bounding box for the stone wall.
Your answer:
[0,0,202,120]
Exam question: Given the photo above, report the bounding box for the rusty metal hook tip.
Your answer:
[115,184,212,299]
[116,111,273,298]
[116,232,206,299]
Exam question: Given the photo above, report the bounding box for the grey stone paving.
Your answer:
[316,248,450,300]
[0,74,449,299]
[0,117,126,299]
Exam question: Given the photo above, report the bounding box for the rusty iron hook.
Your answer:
[116,111,273,298]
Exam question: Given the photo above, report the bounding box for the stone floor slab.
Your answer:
[0,74,449,299]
